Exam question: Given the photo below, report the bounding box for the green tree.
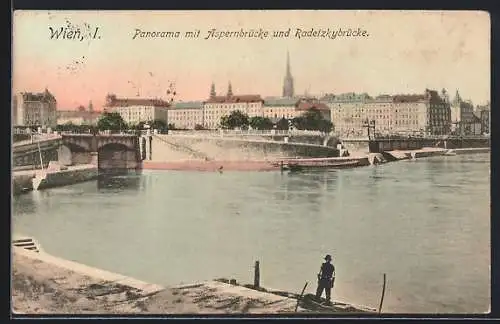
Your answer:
[151,119,167,132]
[292,108,333,133]
[275,117,290,131]
[97,112,127,131]
[220,116,230,129]
[220,110,249,130]
[133,121,146,130]
[249,116,274,130]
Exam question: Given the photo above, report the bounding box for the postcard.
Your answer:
[11,10,490,316]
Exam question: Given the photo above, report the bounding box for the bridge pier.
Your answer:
[90,152,98,166]
[140,134,153,161]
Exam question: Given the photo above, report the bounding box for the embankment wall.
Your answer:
[151,135,339,162]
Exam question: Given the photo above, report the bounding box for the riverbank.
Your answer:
[12,164,97,195]
[12,247,375,314]
[143,160,281,172]
[142,147,489,172]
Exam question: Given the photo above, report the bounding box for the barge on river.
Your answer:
[276,157,370,172]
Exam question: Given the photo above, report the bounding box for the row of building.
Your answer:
[11,85,491,137]
[12,89,102,128]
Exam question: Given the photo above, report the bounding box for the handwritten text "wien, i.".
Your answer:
[49,26,101,41]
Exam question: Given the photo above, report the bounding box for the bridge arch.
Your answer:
[62,142,88,153]
[97,142,136,171]
[61,137,93,151]
[97,138,135,151]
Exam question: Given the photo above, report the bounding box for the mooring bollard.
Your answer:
[254,260,260,288]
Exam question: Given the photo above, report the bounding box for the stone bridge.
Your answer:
[340,136,491,154]
[12,134,142,171]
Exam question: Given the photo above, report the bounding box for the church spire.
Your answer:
[210,82,216,98]
[286,50,291,77]
[282,51,294,98]
[453,89,461,104]
[227,81,233,97]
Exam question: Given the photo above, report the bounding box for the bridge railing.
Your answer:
[12,133,62,147]
[168,129,334,137]
[338,134,491,141]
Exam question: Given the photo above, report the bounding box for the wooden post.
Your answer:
[295,281,308,312]
[378,273,387,315]
[254,261,260,288]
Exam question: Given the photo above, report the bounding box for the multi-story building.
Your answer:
[167,101,204,129]
[262,97,299,122]
[330,89,451,137]
[450,90,476,135]
[479,109,490,135]
[103,94,170,126]
[295,97,331,121]
[202,82,264,129]
[57,102,101,125]
[329,92,381,137]
[12,88,57,127]
[475,102,490,135]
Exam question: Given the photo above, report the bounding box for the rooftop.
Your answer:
[104,95,171,108]
[19,89,56,102]
[205,95,264,104]
[295,101,330,111]
[263,97,298,107]
[171,101,204,110]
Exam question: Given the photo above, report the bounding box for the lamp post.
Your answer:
[362,119,376,140]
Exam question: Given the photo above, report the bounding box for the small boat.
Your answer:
[286,160,362,172]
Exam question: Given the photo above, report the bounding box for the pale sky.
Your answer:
[13,10,490,110]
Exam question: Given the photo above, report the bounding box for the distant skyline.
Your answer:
[13,10,490,110]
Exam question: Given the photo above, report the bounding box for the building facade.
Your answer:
[450,90,476,135]
[330,89,451,137]
[202,83,264,129]
[479,109,490,135]
[103,94,170,126]
[12,89,57,127]
[295,98,331,121]
[57,102,101,125]
[475,102,490,135]
[168,101,204,129]
[262,97,299,122]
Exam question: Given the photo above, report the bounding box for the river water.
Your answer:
[12,154,490,314]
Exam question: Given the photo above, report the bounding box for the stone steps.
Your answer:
[12,237,41,253]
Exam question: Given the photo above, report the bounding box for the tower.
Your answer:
[282,51,295,98]
[440,88,449,104]
[210,82,216,99]
[88,100,94,112]
[453,89,462,105]
[227,81,233,97]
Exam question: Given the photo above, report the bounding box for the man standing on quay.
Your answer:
[316,254,335,304]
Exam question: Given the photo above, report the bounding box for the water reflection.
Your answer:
[97,171,142,191]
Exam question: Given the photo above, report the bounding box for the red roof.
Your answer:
[295,102,330,111]
[205,95,263,104]
[104,98,171,108]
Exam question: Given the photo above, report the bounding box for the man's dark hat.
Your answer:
[324,254,332,261]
